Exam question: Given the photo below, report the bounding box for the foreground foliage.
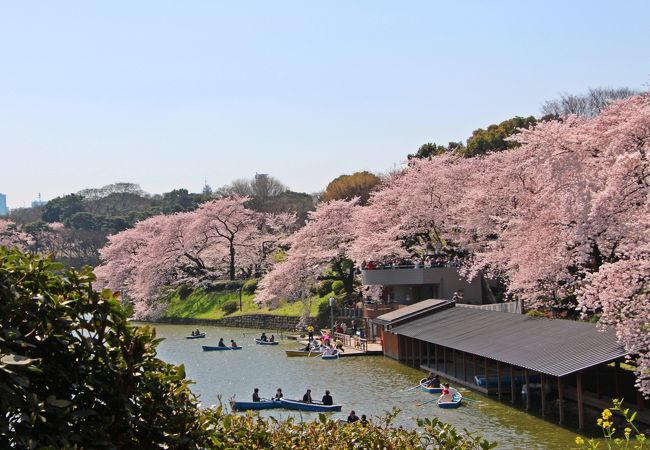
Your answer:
[575,400,647,449]
[0,248,496,448]
[0,248,208,448]
[201,406,497,450]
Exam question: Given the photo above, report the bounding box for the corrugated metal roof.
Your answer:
[390,307,627,377]
[373,299,451,325]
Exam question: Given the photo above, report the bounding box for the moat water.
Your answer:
[146,322,590,449]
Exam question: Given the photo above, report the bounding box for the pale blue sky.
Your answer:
[1,1,648,208]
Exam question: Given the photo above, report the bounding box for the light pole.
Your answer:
[239,284,244,312]
[329,297,335,340]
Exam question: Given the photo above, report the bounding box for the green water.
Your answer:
[148,323,584,449]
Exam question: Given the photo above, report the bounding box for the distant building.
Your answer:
[0,193,8,216]
[31,193,47,208]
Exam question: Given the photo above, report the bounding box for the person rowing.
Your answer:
[260,332,268,342]
[302,389,313,403]
[230,339,238,348]
[218,338,225,347]
[252,388,261,402]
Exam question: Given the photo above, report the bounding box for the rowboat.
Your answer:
[419,378,443,393]
[255,339,279,345]
[202,345,242,351]
[279,398,342,412]
[186,333,206,339]
[285,348,326,357]
[321,352,340,360]
[438,390,463,409]
[230,399,281,411]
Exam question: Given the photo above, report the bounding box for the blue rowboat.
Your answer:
[321,352,340,360]
[438,390,463,409]
[279,398,342,412]
[186,333,206,339]
[255,339,279,345]
[419,378,443,394]
[230,399,281,411]
[202,345,242,351]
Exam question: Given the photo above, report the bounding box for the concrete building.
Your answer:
[0,193,8,216]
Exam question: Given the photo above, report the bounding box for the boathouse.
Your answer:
[373,300,647,429]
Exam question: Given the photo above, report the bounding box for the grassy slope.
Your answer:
[163,288,330,320]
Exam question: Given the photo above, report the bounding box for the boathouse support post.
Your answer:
[558,376,564,425]
[577,372,584,430]
[427,342,431,368]
[463,351,467,382]
[496,361,501,400]
[444,347,447,374]
[524,369,530,411]
[540,373,546,417]
[454,349,458,379]
[615,360,621,399]
[484,358,489,392]
[411,338,416,367]
[510,365,515,405]
[435,344,439,372]
[473,355,477,385]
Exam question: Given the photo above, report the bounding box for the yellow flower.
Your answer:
[575,436,585,445]
[602,409,612,420]
[624,427,632,436]
[597,418,603,426]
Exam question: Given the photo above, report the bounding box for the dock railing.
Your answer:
[334,332,367,351]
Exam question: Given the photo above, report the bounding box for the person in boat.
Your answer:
[260,332,268,342]
[302,389,312,403]
[302,342,312,351]
[321,390,333,405]
[274,388,283,400]
[431,375,441,388]
[347,410,359,423]
[269,334,275,342]
[218,338,225,347]
[439,383,453,403]
[230,339,237,348]
[323,346,334,356]
[360,414,369,426]
[252,388,261,402]
[191,330,195,336]
[195,329,200,335]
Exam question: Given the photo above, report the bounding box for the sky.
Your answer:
[1,1,649,208]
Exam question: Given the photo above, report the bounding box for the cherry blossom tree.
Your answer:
[0,220,32,251]
[95,197,294,319]
[256,199,360,307]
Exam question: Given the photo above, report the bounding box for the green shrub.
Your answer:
[331,280,345,294]
[242,278,258,295]
[0,248,210,448]
[317,279,334,296]
[222,299,239,315]
[205,280,245,292]
[178,284,193,300]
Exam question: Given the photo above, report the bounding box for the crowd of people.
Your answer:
[361,253,462,271]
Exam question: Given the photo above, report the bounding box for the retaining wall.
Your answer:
[157,314,315,331]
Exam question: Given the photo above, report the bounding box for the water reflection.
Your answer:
[146,322,579,449]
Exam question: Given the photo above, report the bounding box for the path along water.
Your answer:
[148,323,583,449]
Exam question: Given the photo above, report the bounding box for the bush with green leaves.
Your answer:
[0,248,210,448]
[242,278,258,295]
[331,280,345,295]
[221,299,239,315]
[200,406,496,449]
[317,279,334,296]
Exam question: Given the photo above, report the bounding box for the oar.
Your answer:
[403,383,422,392]
[460,396,482,403]
[416,396,440,407]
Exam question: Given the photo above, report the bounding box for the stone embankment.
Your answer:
[157,314,315,331]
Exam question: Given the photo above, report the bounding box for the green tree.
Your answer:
[408,142,463,159]
[0,248,210,448]
[323,171,381,205]
[41,194,86,223]
[461,115,538,157]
